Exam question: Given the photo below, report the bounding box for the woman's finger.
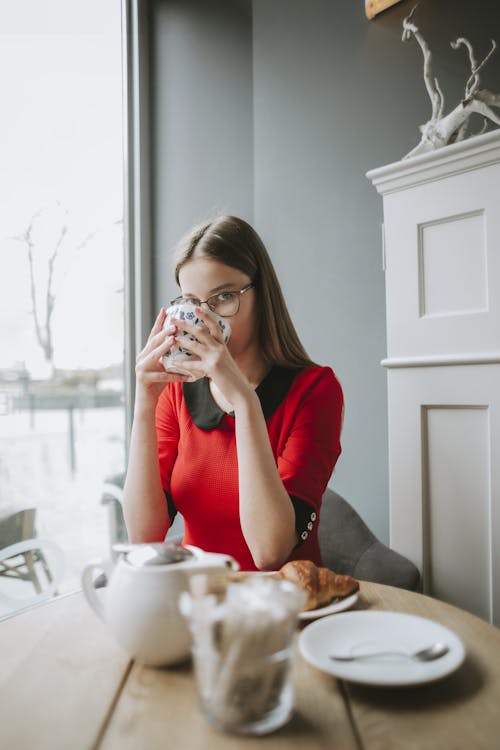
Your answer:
[169,359,204,381]
[193,307,223,340]
[137,367,189,385]
[172,317,218,346]
[137,336,175,372]
[172,335,204,356]
[146,334,176,363]
[139,325,176,361]
[137,336,191,378]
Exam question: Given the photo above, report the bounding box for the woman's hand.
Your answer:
[135,308,189,410]
[170,307,253,407]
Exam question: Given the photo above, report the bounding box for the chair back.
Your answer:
[0,538,65,609]
[0,508,37,548]
[318,488,420,591]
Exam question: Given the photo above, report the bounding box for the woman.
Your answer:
[123,215,343,571]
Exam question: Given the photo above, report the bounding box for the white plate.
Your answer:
[298,593,359,621]
[299,611,466,686]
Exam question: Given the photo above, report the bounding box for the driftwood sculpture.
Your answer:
[402,6,500,159]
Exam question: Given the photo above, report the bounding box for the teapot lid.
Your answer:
[119,542,194,567]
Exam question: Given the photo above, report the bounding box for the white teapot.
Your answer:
[81,542,239,666]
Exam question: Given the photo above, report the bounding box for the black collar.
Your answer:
[183,366,301,431]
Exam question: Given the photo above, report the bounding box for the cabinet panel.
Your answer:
[418,211,487,318]
[383,165,500,358]
[423,406,491,621]
[387,365,499,624]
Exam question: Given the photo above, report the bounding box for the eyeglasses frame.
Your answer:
[170,283,254,318]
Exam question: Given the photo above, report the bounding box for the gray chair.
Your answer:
[319,488,420,591]
[100,475,420,591]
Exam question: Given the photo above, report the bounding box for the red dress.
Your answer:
[155,365,343,571]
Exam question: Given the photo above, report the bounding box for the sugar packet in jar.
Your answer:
[180,573,306,735]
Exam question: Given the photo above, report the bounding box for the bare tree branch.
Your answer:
[451,37,479,99]
[402,6,443,120]
[43,221,68,364]
[451,37,497,100]
[9,207,123,371]
[402,11,500,159]
[434,77,445,119]
[476,89,500,107]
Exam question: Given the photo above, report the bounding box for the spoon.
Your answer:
[329,642,450,662]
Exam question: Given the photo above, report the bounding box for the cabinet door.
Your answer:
[388,364,500,625]
[383,162,500,359]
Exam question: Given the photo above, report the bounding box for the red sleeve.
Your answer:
[277,367,343,514]
[155,383,181,494]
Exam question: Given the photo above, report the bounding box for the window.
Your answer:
[0,0,125,617]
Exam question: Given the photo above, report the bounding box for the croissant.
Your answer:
[278,560,359,611]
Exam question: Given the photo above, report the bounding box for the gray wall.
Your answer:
[149,0,500,543]
[150,0,254,307]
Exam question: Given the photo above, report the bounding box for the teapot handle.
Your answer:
[81,558,114,621]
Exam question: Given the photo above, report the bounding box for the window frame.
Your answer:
[122,0,155,450]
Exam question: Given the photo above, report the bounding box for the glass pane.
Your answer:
[0,0,125,618]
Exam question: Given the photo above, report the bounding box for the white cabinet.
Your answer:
[367,130,500,625]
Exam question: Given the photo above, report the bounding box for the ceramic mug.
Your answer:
[161,302,231,379]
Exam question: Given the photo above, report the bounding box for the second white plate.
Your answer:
[299,610,465,686]
[299,592,359,621]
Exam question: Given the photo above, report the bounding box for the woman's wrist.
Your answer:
[133,387,160,417]
[231,386,261,416]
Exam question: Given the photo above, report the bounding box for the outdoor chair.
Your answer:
[0,508,63,602]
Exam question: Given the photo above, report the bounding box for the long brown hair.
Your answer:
[173,215,316,369]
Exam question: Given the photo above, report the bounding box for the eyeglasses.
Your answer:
[170,283,254,318]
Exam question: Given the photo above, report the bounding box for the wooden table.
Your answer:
[1,581,500,750]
